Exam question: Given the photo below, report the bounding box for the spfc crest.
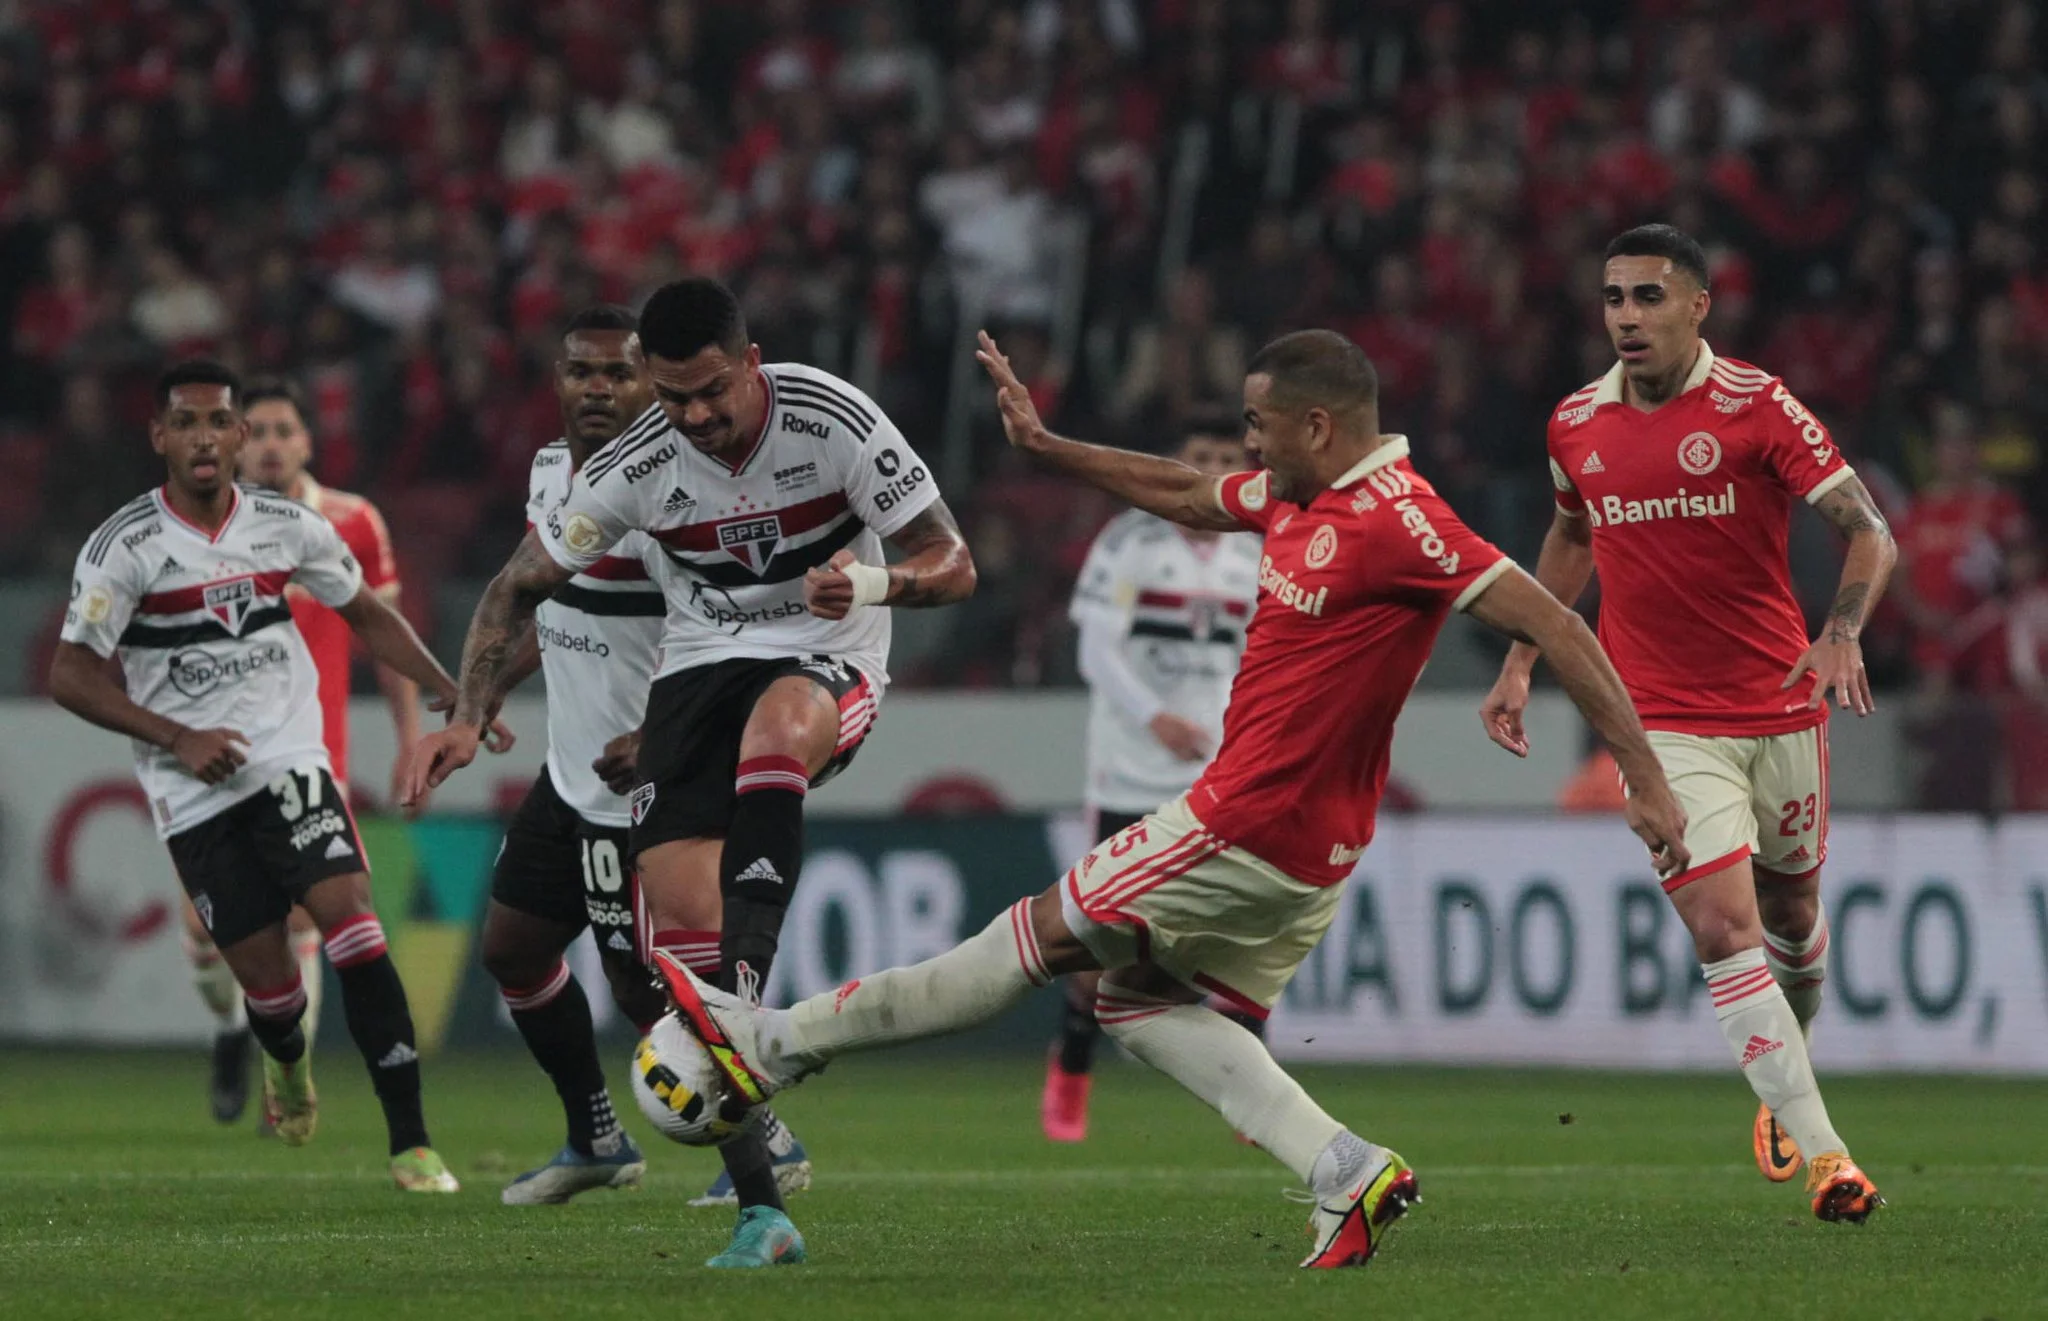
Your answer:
[717,515,782,574]
[204,577,257,634]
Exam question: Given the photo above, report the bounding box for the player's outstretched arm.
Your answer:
[48,642,249,784]
[1785,475,1897,716]
[398,532,567,804]
[1467,566,1690,878]
[974,331,1240,532]
[1480,506,1595,756]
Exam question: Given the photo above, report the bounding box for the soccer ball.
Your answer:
[630,1013,745,1147]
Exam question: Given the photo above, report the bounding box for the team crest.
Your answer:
[203,577,257,634]
[629,783,656,825]
[1677,431,1722,476]
[716,515,782,574]
[1304,524,1338,570]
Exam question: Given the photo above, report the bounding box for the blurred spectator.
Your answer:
[0,0,2042,701]
[1109,268,1244,432]
[1894,408,2030,684]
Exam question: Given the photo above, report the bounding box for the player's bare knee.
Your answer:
[739,678,840,773]
[1028,887,1098,976]
[297,871,375,933]
[1684,903,1765,962]
[1755,882,1820,940]
[479,904,570,989]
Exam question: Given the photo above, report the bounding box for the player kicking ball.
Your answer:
[464,306,809,1206]
[407,279,976,1265]
[1482,225,1896,1223]
[50,361,503,1191]
[649,328,1689,1268]
[1045,416,1259,1142]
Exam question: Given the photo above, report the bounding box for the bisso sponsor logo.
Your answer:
[537,621,610,657]
[621,444,678,483]
[1393,497,1461,575]
[167,641,291,698]
[1586,484,1736,528]
[1259,555,1328,618]
[1770,384,1836,467]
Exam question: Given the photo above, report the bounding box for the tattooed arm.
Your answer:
[804,498,977,620]
[399,531,572,803]
[1783,475,1897,715]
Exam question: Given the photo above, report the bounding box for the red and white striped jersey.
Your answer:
[61,485,363,837]
[526,439,664,827]
[1069,509,1260,813]
[536,362,939,689]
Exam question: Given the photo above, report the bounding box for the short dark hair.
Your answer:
[1177,409,1244,448]
[1604,223,1711,289]
[637,279,747,361]
[1245,330,1377,417]
[155,359,241,412]
[241,375,305,416]
[563,304,639,337]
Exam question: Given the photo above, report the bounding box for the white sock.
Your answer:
[1706,947,1845,1158]
[769,900,1051,1072]
[1762,902,1828,1044]
[1097,987,1349,1185]
[292,927,324,1052]
[185,935,246,1033]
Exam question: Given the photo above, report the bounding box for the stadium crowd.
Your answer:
[4,0,2048,802]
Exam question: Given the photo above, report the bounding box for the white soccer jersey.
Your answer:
[61,485,364,838]
[1069,510,1261,814]
[526,439,664,827]
[536,362,940,688]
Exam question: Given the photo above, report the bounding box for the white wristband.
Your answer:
[845,562,891,608]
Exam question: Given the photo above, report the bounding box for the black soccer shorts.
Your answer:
[490,766,646,962]
[166,765,365,948]
[628,654,875,856]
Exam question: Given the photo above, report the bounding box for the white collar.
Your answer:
[1593,341,1716,407]
[1330,435,1410,488]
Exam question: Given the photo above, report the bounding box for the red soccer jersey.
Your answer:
[1545,343,1852,737]
[285,477,399,785]
[1189,440,1511,885]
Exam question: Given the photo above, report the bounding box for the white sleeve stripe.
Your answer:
[1803,465,1856,505]
[1452,557,1516,613]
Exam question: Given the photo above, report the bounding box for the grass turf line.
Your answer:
[0,1049,2042,1319]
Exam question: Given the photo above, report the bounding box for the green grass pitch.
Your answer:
[0,1048,2043,1319]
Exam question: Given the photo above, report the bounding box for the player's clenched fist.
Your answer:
[805,548,860,620]
[1623,779,1690,880]
[170,726,249,785]
[592,728,642,796]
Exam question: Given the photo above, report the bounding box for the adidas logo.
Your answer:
[1580,452,1606,475]
[160,555,182,576]
[737,857,784,886]
[1739,1034,1783,1068]
[377,1043,419,1068]
[661,486,694,513]
[323,835,354,860]
[607,931,632,952]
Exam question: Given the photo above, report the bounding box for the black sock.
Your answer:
[1057,986,1102,1074]
[245,1006,306,1065]
[718,765,807,999]
[335,953,431,1156]
[504,965,621,1158]
[720,1127,785,1212]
